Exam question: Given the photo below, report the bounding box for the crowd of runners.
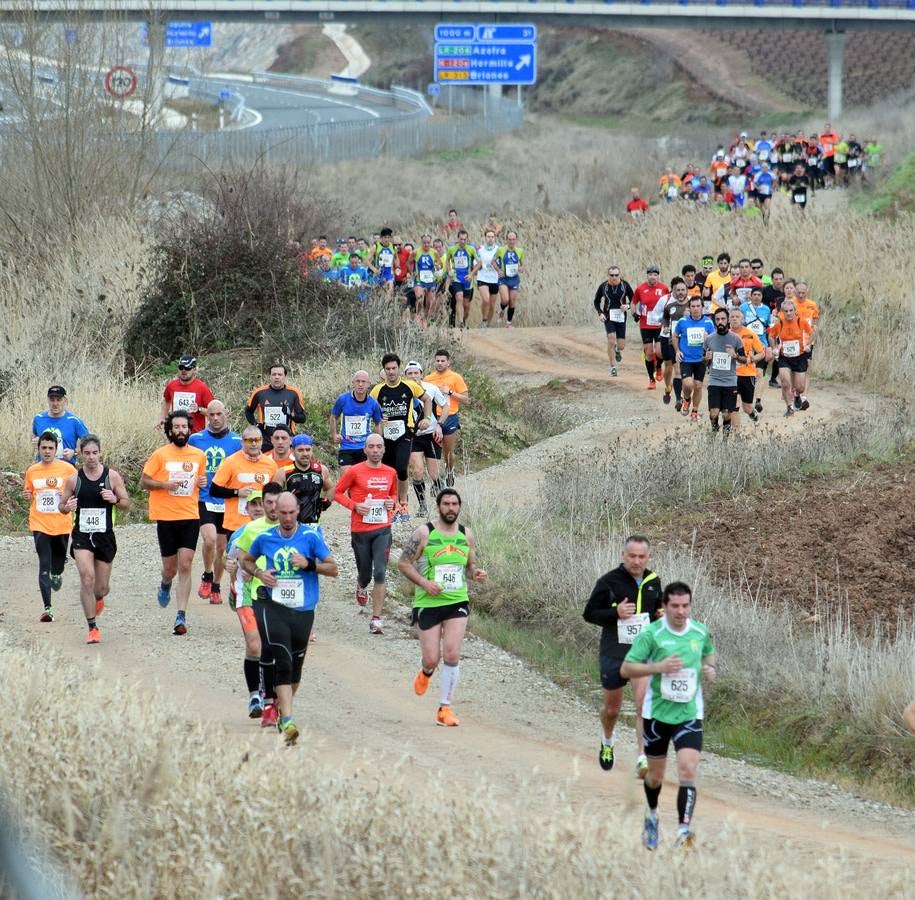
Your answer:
[298,209,525,329]
[593,251,820,428]
[23,351,476,745]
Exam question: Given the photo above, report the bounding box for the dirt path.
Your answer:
[3,325,913,884]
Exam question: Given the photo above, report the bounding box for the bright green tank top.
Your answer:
[413,523,470,609]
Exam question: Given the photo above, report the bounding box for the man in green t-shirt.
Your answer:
[621,581,717,851]
[397,488,486,727]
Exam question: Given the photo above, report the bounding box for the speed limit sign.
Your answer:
[105,65,137,99]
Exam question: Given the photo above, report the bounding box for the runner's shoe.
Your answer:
[261,703,278,729]
[436,705,460,727]
[681,402,691,417]
[157,586,171,608]
[599,742,615,771]
[643,812,660,851]
[654,367,663,382]
[248,696,264,719]
[86,627,101,645]
[414,669,431,696]
[648,381,656,390]
[40,608,53,623]
[675,399,683,412]
[173,613,187,636]
[197,580,212,600]
[209,588,223,606]
[754,399,763,413]
[397,502,411,522]
[615,348,622,362]
[279,717,299,746]
[784,406,795,417]
[793,393,802,410]
[610,366,618,377]
[445,470,455,487]
[50,573,62,592]
[663,390,672,405]
[800,396,810,411]
[95,597,105,616]
[505,321,514,329]
[355,586,369,607]
[675,829,696,849]
[636,754,649,779]
[690,410,698,422]
[768,379,779,388]
[369,616,384,635]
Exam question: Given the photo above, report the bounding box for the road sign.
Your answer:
[218,87,232,102]
[64,27,78,47]
[476,24,536,42]
[105,65,137,99]
[427,83,441,96]
[435,42,536,85]
[435,24,475,42]
[140,21,212,49]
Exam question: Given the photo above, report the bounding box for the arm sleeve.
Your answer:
[593,286,604,313]
[289,389,307,424]
[209,482,236,499]
[582,577,619,627]
[244,389,259,426]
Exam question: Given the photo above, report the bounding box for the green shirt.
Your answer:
[413,524,470,609]
[234,516,277,607]
[625,618,715,724]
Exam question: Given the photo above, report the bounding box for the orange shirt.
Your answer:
[266,451,295,474]
[211,449,278,531]
[24,459,75,535]
[794,298,820,331]
[769,316,812,357]
[734,327,765,377]
[424,369,468,417]
[142,443,207,521]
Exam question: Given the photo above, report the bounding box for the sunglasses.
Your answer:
[178,366,193,371]
[243,438,261,444]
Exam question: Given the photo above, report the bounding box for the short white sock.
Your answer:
[602,734,615,747]
[440,661,460,706]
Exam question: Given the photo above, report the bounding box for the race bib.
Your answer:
[783,152,793,163]
[848,158,859,168]
[419,269,434,284]
[344,415,368,438]
[686,327,707,346]
[362,499,387,524]
[264,406,285,427]
[434,564,465,591]
[793,193,807,203]
[781,340,801,358]
[617,613,650,645]
[36,489,61,514]
[204,500,224,513]
[667,185,678,198]
[172,391,196,412]
[712,351,732,371]
[758,149,769,161]
[661,669,697,703]
[607,309,625,323]
[758,184,771,196]
[383,420,406,441]
[749,319,764,335]
[275,578,304,608]
[505,263,519,277]
[79,507,106,533]
[379,249,393,266]
[169,474,193,496]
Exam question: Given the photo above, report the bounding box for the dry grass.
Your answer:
[1,637,911,898]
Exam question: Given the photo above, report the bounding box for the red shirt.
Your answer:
[163,378,214,433]
[394,247,414,284]
[333,462,398,533]
[632,281,670,329]
[626,198,649,214]
[728,276,764,306]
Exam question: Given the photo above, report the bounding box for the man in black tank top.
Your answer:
[59,434,130,644]
[273,435,334,524]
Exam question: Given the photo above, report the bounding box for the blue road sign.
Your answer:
[141,21,212,49]
[64,27,78,47]
[476,24,537,42]
[435,24,475,42]
[435,42,536,86]
[218,87,232,101]
[427,83,441,96]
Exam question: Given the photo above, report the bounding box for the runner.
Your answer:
[30,385,89,461]
[397,488,487,727]
[626,187,650,219]
[273,434,334,525]
[789,164,811,212]
[659,279,690,408]
[476,229,501,328]
[330,370,383,476]
[704,253,732,299]
[593,265,634,377]
[424,349,469,488]
[739,287,773,414]
[620,581,717,850]
[632,264,670,389]
[239,492,338,745]
[158,355,213,434]
[412,234,439,326]
[703,308,744,435]
[139,411,208,635]
[369,353,432,520]
[244,364,307,451]
[672,297,715,422]
[23,432,76,623]
[494,231,524,328]
[57,434,130,643]
[266,425,295,474]
[209,426,279,535]
[583,534,663,778]
[188,400,242,605]
[447,230,479,329]
[403,361,447,518]
[729,308,767,425]
[769,299,813,416]
[728,258,764,308]
[793,281,821,410]
[333,433,397,635]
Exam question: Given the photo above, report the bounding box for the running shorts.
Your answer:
[236,605,258,635]
[198,501,229,535]
[70,530,117,564]
[707,384,738,412]
[639,327,661,345]
[680,361,707,381]
[411,433,442,460]
[736,375,756,405]
[599,656,630,691]
[411,600,470,630]
[644,718,704,757]
[441,414,461,436]
[660,336,676,362]
[778,354,808,374]
[338,448,367,467]
[477,280,499,293]
[156,519,200,557]
[603,317,626,338]
[382,435,412,480]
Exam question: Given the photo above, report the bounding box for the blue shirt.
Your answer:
[31,411,89,458]
[674,316,716,363]
[339,265,370,288]
[740,302,772,346]
[247,524,331,612]
[188,429,243,507]
[331,392,383,450]
[754,171,775,197]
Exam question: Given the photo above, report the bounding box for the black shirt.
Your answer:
[583,564,663,659]
[593,280,634,316]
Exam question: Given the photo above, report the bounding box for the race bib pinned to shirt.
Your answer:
[344,415,368,438]
[686,327,707,346]
[383,420,406,441]
[504,263,519,277]
[36,489,61,514]
[79,507,106,533]
[781,340,801,358]
[712,351,732,371]
[362,499,387,525]
[660,669,697,703]
[617,613,650,645]
[172,391,196,412]
[607,309,625,323]
[434,564,465,591]
[275,578,304,608]
[264,406,286,427]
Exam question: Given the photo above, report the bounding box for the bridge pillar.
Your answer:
[145,18,166,126]
[825,31,845,120]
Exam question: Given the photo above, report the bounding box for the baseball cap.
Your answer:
[291,434,313,448]
[716,150,725,158]
[178,355,197,369]
[646,264,660,274]
[701,255,714,266]
[47,385,67,398]
[247,488,263,502]
[405,361,423,373]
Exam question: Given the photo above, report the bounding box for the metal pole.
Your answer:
[825,31,845,120]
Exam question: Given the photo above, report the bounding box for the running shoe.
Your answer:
[86,627,101,645]
[681,403,690,417]
[279,718,299,746]
[445,469,455,487]
[248,696,264,719]
[800,397,810,411]
[173,613,187,636]
[689,410,698,422]
[768,380,779,388]
[610,366,618,377]
[675,829,696,849]
[663,390,671,405]
[784,406,795,417]
[675,399,683,412]
[209,588,223,606]
[505,321,514,329]
[599,742,615,771]
[615,348,622,362]
[261,703,278,729]
[398,502,411,522]
[95,597,105,616]
[754,398,763,413]
[793,393,802,410]
[648,380,656,390]
[636,754,649,779]
[49,573,62,592]
[197,579,213,600]
[413,669,431,696]
[369,616,384,635]
[355,586,368,607]
[481,321,489,329]
[654,368,663,382]
[643,812,660,851]
[39,608,53,623]
[436,705,460,727]
[417,499,428,518]
[157,586,171,608]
